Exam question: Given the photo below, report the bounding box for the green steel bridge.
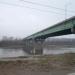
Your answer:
[26,16,75,40]
[24,16,75,54]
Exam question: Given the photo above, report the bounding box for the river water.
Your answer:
[0,48,28,58]
[0,47,75,58]
[43,47,75,55]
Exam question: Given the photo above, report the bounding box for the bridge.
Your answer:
[23,16,75,54]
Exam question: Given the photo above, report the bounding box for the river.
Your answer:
[0,47,75,58]
[0,48,28,58]
[43,47,75,54]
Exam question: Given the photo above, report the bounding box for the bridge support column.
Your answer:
[31,39,45,55]
[71,27,75,34]
[23,39,45,55]
[23,39,34,54]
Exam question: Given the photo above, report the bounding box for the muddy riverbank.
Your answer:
[0,53,75,75]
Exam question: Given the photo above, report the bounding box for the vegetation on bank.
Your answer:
[0,37,24,49]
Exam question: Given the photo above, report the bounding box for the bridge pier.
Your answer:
[71,26,75,34]
[31,39,45,55]
[23,39,45,55]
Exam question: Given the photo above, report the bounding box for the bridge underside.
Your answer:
[35,28,75,39]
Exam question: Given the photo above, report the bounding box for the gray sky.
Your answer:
[0,0,75,39]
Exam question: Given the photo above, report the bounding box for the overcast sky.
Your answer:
[0,0,75,39]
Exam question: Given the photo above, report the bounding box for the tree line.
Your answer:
[0,36,24,49]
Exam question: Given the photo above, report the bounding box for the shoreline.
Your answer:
[0,53,75,75]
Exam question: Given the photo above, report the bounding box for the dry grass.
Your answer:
[0,53,75,75]
[0,53,75,70]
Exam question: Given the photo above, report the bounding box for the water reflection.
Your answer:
[0,48,28,58]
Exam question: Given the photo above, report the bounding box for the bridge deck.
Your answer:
[26,16,75,40]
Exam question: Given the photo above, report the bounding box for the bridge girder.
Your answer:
[25,16,75,40]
